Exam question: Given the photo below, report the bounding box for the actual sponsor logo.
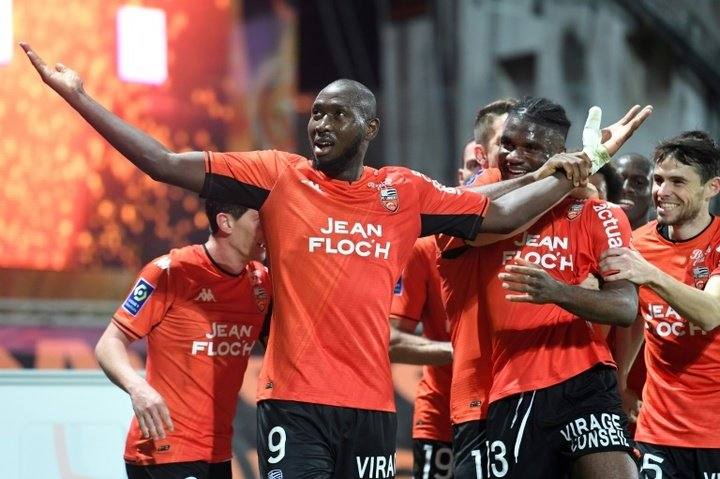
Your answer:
[567,201,584,220]
[560,413,630,453]
[356,453,396,478]
[644,303,707,337]
[690,248,705,265]
[309,218,391,259]
[191,322,256,356]
[379,186,399,212]
[122,278,155,316]
[592,203,623,248]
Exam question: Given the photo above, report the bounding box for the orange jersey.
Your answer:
[435,167,502,424]
[476,198,631,402]
[202,150,489,412]
[112,245,271,465]
[632,218,720,448]
[391,236,452,442]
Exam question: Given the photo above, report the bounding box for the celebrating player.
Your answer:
[22,43,645,478]
[95,201,270,479]
[601,131,720,478]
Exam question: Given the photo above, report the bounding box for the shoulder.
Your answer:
[633,220,659,243]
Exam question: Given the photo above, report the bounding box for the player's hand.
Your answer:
[19,43,84,99]
[129,381,174,440]
[499,257,566,303]
[599,105,653,157]
[599,247,656,284]
[533,151,591,187]
[620,387,642,425]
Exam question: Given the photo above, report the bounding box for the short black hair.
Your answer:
[324,79,377,121]
[473,98,518,148]
[594,163,623,204]
[205,199,249,234]
[509,96,571,140]
[653,130,720,183]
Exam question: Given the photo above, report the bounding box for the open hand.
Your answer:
[129,381,174,440]
[19,42,84,99]
[499,257,566,303]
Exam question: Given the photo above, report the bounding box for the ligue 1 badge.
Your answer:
[253,285,269,312]
[567,201,584,220]
[380,186,399,212]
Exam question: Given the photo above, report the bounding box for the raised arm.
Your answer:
[20,43,205,192]
[477,105,653,234]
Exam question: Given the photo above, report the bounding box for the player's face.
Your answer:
[614,156,652,224]
[230,209,265,262]
[497,116,561,180]
[308,87,366,165]
[652,157,706,227]
[484,113,508,169]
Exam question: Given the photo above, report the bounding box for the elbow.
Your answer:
[614,298,639,328]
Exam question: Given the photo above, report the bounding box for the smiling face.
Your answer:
[613,154,653,225]
[306,81,377,172]
[652,156,709,228]
[497,115,565,180]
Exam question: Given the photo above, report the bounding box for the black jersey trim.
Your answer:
[420,214,484,240]
[200,173,270,210]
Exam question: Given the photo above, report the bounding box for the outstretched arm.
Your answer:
[477,105,653,234]
[20,43,205,192]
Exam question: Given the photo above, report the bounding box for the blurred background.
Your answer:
[1,0,719,477]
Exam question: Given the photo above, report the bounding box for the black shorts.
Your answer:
[413,438,454,479]
[486,365,633,478]
[637,442,720,479]
[125,460,231,479]
[452,420,488,479]
[257,399,397,479]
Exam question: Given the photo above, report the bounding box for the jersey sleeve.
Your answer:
[469,167,502,187]
[112,257,175,340]
[412,170,490,239]
[390,242,428,323]
[585,201,632,270]
[201,150,303,209]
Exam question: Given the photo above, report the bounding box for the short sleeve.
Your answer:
[390,242,428,323]
[112,256,175,340]
[585,201,632,267]
[469,168,502,187]
[201,150,303,209]
[411,170,490,239]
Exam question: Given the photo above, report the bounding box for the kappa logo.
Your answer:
[301,179,322,193]
[194,288,216,302]
[380,186,399,212]
[153,256,171,270]
[567,201,584,220]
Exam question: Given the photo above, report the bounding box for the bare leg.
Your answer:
[572,451,638,479]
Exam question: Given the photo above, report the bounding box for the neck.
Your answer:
[204,236,248,275]
[667,210,712,241]
[630,209,650,230]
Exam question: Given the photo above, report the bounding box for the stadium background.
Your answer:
[1,0,719,477]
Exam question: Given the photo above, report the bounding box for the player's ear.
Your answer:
[474,144,488,169]
[705,176,720,200]
[365,117,379,141]
[216,212,234,235]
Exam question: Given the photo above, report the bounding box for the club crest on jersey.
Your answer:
[567,201,584,220]
[122,278,155,316]
[380,186,399,212]
[253,285,269,312]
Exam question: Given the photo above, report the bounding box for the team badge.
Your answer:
[566,201,584,220]
[250,269,264,286]
[253,285,269,312]
[121,278,155,316]
[693,266,710,289]
[380,186,399,212]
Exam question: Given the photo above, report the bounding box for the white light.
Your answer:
[116,6,167,85]
[0,0,12,65]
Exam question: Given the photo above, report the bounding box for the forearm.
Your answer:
[64,90,204,192]
[613,316,645,388]
[482,173,571,234]
[554,283,638,326]
[389,329,452,365]
[95,335,147,395]
[647,274,720,331]
[465,174,535,200]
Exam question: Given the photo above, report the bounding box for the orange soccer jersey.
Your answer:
[475,198,631,403]
[633,218,720,448]
[202,150,489,412]
[113,245,271,465]
[435,166,501,424]
[390,236,452,442]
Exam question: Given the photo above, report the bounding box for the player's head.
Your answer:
[589,163,623,203]
[611,153,654,227]
[205,200,265,262]
[498,96,570,180]
[651,131,720,227]
[308,79,379,172]
[457,137,477,186]
[473,98,517,170]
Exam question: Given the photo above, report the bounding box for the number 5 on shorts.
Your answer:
[267,426,286,464]
[639,453,664,479]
